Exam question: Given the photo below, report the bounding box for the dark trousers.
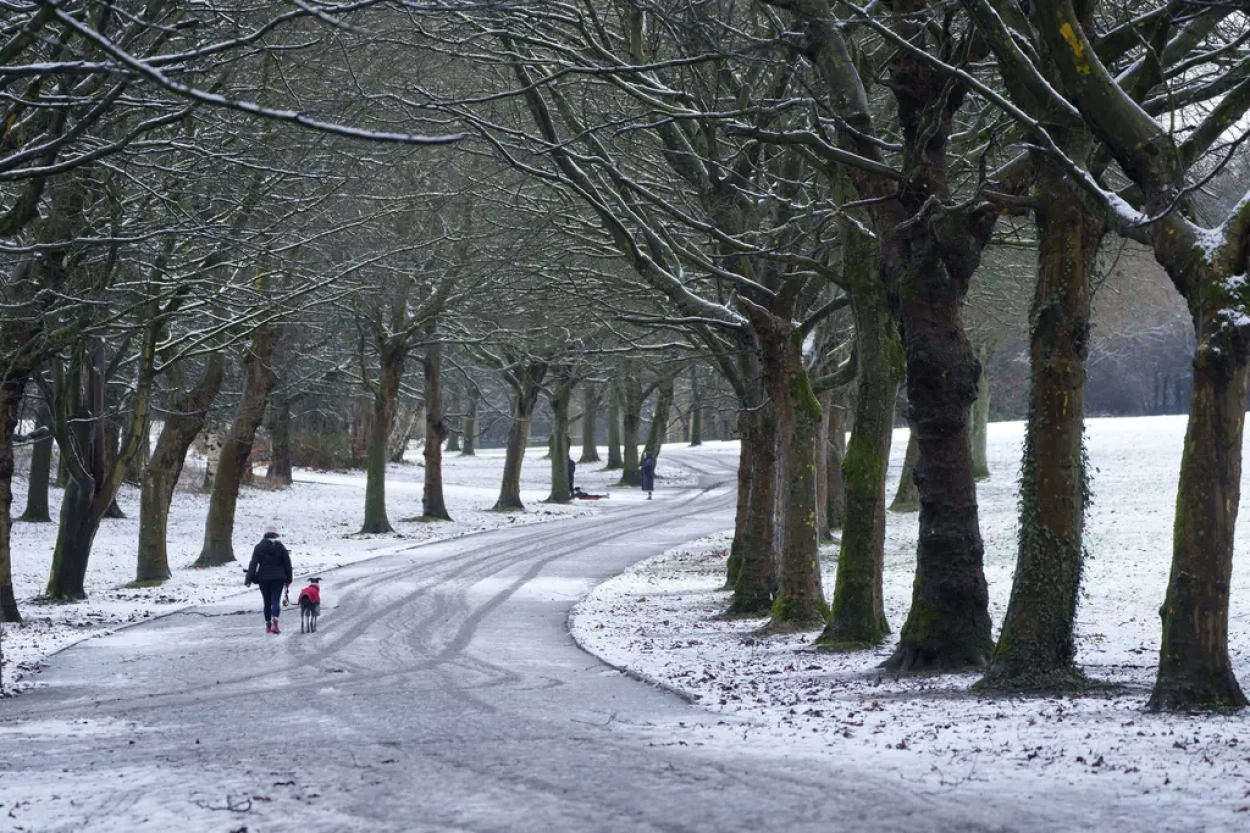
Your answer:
[259,579,285,622]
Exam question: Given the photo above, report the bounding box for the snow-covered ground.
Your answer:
[572,416,1250,831]
[2,443,690,694]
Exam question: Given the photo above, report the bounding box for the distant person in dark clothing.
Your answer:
[568,456,576,493]
[245,524,292,634]
[640,451,656,500]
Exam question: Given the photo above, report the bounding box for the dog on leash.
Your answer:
[297,578,321,633]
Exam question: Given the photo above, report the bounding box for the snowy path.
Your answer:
[4,449,1099,832]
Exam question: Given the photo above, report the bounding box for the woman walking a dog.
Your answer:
[245,524,292,634]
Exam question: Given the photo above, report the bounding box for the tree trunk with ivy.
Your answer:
[981,163,1101,691]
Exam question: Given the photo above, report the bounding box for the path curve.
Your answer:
[1,450,1064,832]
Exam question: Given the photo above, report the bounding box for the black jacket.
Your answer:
[247,537,292,585]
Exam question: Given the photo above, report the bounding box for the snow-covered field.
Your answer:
[572,416,1250,831]
[2,443,688,694]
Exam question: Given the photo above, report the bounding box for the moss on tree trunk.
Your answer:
[825,387,848,531]
[819,244,902,648]
[980,170,1100,692]
[1148,308,1250,711]
[745,299,825,632]
[882,234,992,673]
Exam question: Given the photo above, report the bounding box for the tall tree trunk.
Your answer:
[421,339,451,521]
[819,252,903,648]
[547,379,574,503]
[49,328,161,599]
[579,384,601,463]
[981,171,1100,691]
[494,363,546,511]
[446,389,462,453]
[360,340,405,534]
[725,404,776,616]
[747,304,825,632]
[689,367,703,447]
[388,403,418,464]
[102,422,126,519]
[825,387,848,531]
[723,409,752,592]
[265,388,293,488]
[19,403,53,523]
[890,428,920,512]
[971,346,991,481]
[816,392,832,542]
[55,443,68,488]
[883,249,992,672]
[195,326,281,565]
[124,414,147,487]
[644,375,674,462]
[46,343,107,600]
[47,476,98,600]
[0,380,26,621]
[137,354,224,583]
[620,370,642,486]
[460,396,477,456]
[1148,307,1250,711]
[606,385,623,470]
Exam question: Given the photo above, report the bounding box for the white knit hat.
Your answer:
[263,524,279,537]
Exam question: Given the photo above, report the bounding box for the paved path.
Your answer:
[0,452,1065,832]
